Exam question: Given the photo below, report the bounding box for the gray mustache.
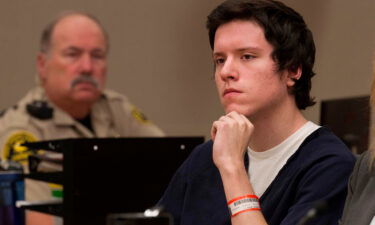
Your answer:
[70,75,99,89]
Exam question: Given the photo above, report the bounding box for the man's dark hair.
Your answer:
[207,0,316,109]
[40,11,109,54]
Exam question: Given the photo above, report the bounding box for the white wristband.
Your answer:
[227,195,261,217]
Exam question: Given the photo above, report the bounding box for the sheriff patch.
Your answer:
[2,131,38,164]
[131,107,150,124]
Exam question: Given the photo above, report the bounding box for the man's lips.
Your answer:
[223,88,242,97]
[74,82,98,90]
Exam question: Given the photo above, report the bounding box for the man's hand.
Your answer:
[211,111,254,172]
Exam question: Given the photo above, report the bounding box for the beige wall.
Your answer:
[289,0,375,123]
[0,0,374,139]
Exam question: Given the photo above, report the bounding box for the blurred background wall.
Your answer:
[0,0,374,139]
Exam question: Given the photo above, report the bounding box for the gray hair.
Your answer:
[39,11,109,54]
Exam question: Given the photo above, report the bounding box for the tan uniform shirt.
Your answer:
[0,86,164,201]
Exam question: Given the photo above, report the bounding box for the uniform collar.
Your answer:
[28,87,114,137]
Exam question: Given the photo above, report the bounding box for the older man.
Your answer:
[0,11,164,225]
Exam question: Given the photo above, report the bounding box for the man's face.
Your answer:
[37,15,107,105]
[213,20,293,119]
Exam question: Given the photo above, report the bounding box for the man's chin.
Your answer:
[224,105,252,116]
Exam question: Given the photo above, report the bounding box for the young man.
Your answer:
[158,0,355,224]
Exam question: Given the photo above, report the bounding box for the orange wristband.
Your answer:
[227,195,259,205]
[227,194,261,217]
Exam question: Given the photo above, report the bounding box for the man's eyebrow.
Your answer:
[92,48,106,52]
[63,46,106,53]
[237,47,262,52]
[212,52,224,57]
[63,46,81,51]
[213,46,262,56]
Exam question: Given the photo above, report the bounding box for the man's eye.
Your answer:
[92,52,105,60]
[214,58,225,65]
[242,54,254,60]
[65,52,79,58]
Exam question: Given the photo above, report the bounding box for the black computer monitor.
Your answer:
[24,137,204,225]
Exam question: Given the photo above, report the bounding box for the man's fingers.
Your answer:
[211,121,220,140]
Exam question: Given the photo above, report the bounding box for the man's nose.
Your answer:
[220,58,239,81]
[79,54,94,74]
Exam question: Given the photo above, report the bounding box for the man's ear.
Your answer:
[286,67,302,87]
[36,53,47,83]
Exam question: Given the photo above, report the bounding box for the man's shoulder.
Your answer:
[0,101,42,163]
[182,140,216,176]
[283,127,356,178]
[100,89,132,111]
[0,101,31,131]
[0,88,49,139]
[98,89,164,136]
[300,127,354,159]
[0,88,53,130]
[102,89,129,102]
[190,140,213,159]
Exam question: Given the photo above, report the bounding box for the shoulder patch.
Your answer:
[2,131,38,165]
[131,107,150,124]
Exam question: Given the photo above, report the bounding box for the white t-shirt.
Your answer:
[247,121,320,197]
